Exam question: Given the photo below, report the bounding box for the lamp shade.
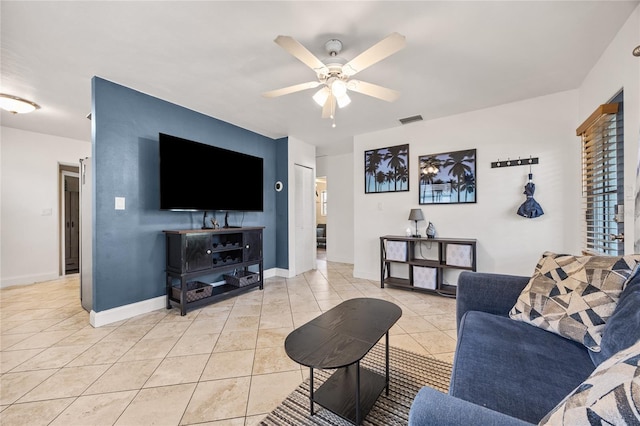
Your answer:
[331,79,347,97]
[312,87,330,107]
[336,93,351,108]
[408,208,425,221]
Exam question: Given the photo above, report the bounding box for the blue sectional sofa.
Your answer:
[408,268,640,425]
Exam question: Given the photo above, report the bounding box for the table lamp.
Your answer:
[408,208,425,237]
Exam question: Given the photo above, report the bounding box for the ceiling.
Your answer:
[1,1,637,156]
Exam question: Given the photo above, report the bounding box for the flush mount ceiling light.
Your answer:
[0,94,40,114]
[263,33,406,127]
[633,45,640,57]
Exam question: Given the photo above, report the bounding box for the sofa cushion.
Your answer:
[509,252,640,352]
[451,311,594,424]
[590,270,640,365]
[539,338,640,425]
[409,386,533,426]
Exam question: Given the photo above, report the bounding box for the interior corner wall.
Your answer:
[316,155,329,177]
[353,90,580,280]
[92,77,278,312]
[275,137,289,270]
[0,127,91,287]
[576,3,640,254]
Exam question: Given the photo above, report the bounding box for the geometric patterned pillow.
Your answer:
[509,252,640,352]
[539,338,640,425]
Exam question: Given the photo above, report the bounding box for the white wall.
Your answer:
[316,155,328,177]
[326,152,354,264]
[576,4,640,254]
[287,136,317,276]
[1,127,90,287]
[353,90,580,280]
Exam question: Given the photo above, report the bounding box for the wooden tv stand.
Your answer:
[163,227,264,316]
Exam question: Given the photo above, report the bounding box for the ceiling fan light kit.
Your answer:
[263,32,406,126]
[312,87,330,107]
[330,78,347,97]
[336,93,351,108]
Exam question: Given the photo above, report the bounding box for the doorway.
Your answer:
[316,177,327,258]
[59,165,80,275]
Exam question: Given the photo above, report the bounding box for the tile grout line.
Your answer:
[0,263,457,425]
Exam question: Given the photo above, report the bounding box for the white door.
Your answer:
[294,164,314,275]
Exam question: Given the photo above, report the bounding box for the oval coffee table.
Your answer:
[284,298,402,425]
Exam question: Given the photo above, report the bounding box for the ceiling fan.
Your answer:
[262,32,406,126]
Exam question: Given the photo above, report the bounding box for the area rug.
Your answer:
[260,344,452,425]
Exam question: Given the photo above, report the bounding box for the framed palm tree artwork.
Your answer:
[418,149,476,204]
[364,144,409,194]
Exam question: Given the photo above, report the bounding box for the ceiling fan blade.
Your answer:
[342,32,406,77]
[348,80,400,102]
[274,36,329,75]
[262,81,321,98]
[321,94,336,118]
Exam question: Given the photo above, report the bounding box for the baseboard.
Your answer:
[90,295,166,328]
[353,267,378,281]
[90,267,285,327]
[1,272,61,289]
[326,255,353,265]
[271,267,294,278]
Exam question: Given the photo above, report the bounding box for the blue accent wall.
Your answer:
[91,77,281,312]
[275,137,289,269]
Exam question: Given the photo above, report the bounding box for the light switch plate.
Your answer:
[115,197,125,210]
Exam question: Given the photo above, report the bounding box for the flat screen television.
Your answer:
[159,133,264,212]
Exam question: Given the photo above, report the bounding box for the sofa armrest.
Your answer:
[456,271,530,329]
[409,387,533,426]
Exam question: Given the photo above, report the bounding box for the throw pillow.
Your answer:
[590,273,640,366]
[509,252,640,352]
[539,338,640,425]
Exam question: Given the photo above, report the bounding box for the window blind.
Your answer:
[576,100,624,255]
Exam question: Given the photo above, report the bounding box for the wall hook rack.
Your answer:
[491,156,539,169]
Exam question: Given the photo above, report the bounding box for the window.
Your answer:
[320,190,327,216]
[576,91,624,255]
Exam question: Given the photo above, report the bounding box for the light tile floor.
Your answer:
[0,257,457,425]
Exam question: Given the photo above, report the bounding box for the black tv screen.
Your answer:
[159,133,264,212]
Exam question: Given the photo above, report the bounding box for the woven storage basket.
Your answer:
[172,281,213,302]
[224,271,260,287]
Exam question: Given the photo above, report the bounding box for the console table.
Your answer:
[380,235,477,297]
[284,298,402,425]
[163,227,263,315]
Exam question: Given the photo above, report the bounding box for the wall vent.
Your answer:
[399,115,423,125]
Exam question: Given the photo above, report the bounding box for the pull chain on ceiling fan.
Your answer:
[262,32,406,127]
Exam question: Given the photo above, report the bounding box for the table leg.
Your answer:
[380,239,386,288]
[356,361,361,425]
[385,331,390,396]
[180,277,187,316]
[165,274,172,309]
[309,366,314,416]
